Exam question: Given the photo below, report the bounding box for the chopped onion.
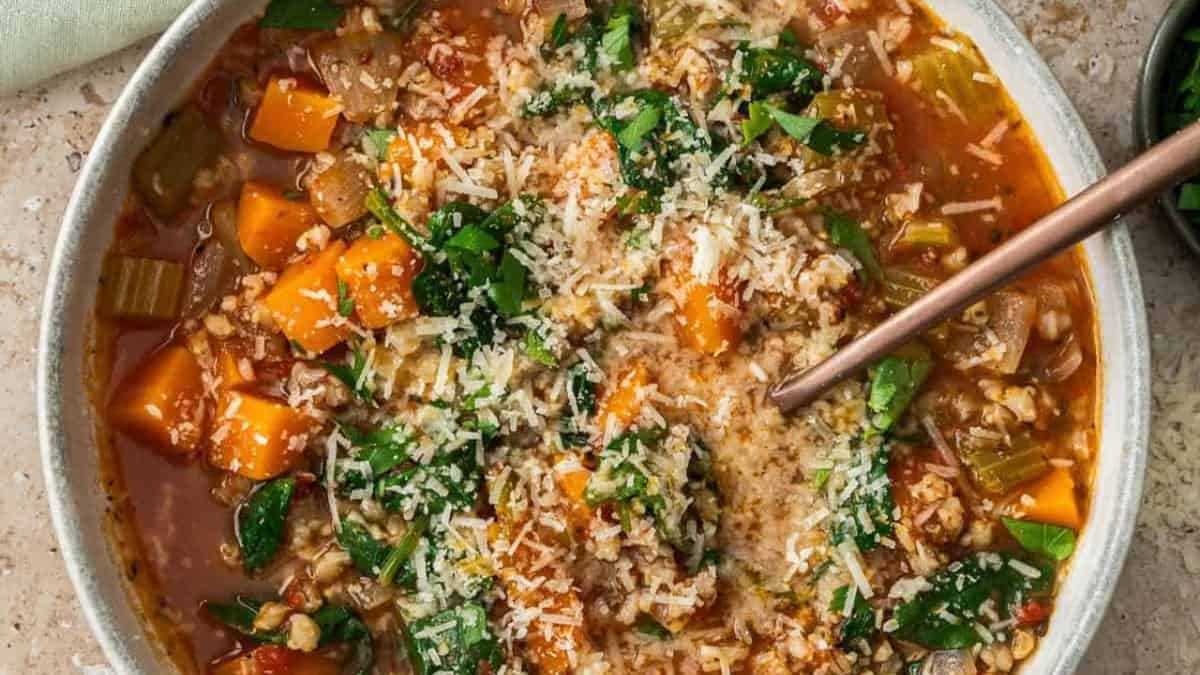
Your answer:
[1029,333,1084,383]
[987,290,1037,374]
[922,650,978,675]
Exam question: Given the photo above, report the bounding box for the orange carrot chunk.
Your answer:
[209,391,318,480]
[596,362,650,435]
[1021,467,1082,530]
[109,345,206,455]
[249,76,340,153]
[334,232,422,329]
[261,241,351,354]
[552,454,594,530]
[237,181,322,270]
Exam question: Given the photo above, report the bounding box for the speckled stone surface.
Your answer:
[0,2,1195,673]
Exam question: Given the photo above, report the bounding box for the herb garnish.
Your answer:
[260,0,344,31]
[237,477,295,573]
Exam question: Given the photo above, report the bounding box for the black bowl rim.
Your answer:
[1136,0,1200,256]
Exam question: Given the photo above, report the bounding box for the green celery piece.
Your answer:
[237,477,296,573]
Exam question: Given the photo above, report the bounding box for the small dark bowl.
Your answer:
[1137,0,1200,256]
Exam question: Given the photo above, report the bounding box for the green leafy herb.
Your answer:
[521,84,590,117]
[892,552,1052,649]
[312,605,375,674]
[260,0,345,30]
[336,422,412,492]
[1180,182,1200,211]
[363,128,398,160]
[550,13,570,48]
[617,105,663,151]
[634,613,672,640]
[523,328,558,367]
[237,477,295,573]
[811,467,832,489]
[405,602,504,675]
[830,585,874,650]
[594,90,711,195]
[600,2,638,71]
[825,209,882,281]
[733,42,823,100]
[829,442,894,552]
[337,277,355,317]
[338,519,393,576]
[762,103,866,156]
[376,448,481,518]
[203,596,286,644]
[1002,517,1077,561]
[321,342,374,403]
[488,251,528,317]
[741,101,773,145]
[379,515,430,586]
[867,351,933,433]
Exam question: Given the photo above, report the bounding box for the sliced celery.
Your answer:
[892,218,959,251]
[910,40,999,122]
[961,443,1049,495]
[132,106,220,219]
[882,266,940,310]
[100,255,185,321]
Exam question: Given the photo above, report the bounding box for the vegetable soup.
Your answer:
[92,0,1099,673]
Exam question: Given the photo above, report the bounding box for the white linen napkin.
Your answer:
[0,0,192,96]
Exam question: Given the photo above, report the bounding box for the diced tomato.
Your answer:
[1012,599,1048,625]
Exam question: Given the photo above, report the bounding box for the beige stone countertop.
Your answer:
[2,1,1197,673]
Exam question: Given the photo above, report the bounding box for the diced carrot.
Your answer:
[209,391,319,480]
[675,274,742,356]
[237,181,322,270]
[596,362,650,435]
[1020,467,1081,529]
[261,241,351,353]
[249,76,340,153]
[489,522,589,675]
[552,454,593,530]
[209,646,341,675]
[334,232,422,329]
[109,345,206,455]
[308,151,371,228]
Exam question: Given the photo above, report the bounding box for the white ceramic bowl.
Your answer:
[37,1,1151,673]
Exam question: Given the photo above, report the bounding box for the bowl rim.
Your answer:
[1136,0,1200,256]
[36,1,1151,674]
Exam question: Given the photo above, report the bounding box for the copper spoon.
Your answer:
[770,118,1200,413]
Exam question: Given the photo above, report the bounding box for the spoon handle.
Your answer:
[770,119,1200,413]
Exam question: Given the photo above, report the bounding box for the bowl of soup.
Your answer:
[38,0,1149,673]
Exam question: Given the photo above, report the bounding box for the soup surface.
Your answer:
[93,0,1099,673]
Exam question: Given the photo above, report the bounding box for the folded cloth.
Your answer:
[0,0,193,96]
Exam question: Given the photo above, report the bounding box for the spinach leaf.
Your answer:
[634,613,672,640]
[560,361,598,446]
[594,90,711,195]
[762,103,867,156]
[550,13,570,48]
[892,552,1053,649]
[600,2,639,71]
[584,428,666,507]
[336,422,412,493]
[203,596,286,644]
[828,441,894,552]
[376,448,481,518]
[830,585,874,650]
[321,341,374,403]
[1002,517,1077,561]
[523,328,558,367]
[742,101,774,145]
[617,105,663,151]
[312,605,375,674]
[1180,182,1200,210]
[337,519,393,576]
[405,602,504,675]
[734,42,823,100]
[379,515,429,586]
[237,477,295,573]
[867,351,932,433]
[260,0,345,30]
[487,251,528,317]
[825,209,882,281]
[522,85,591,117]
